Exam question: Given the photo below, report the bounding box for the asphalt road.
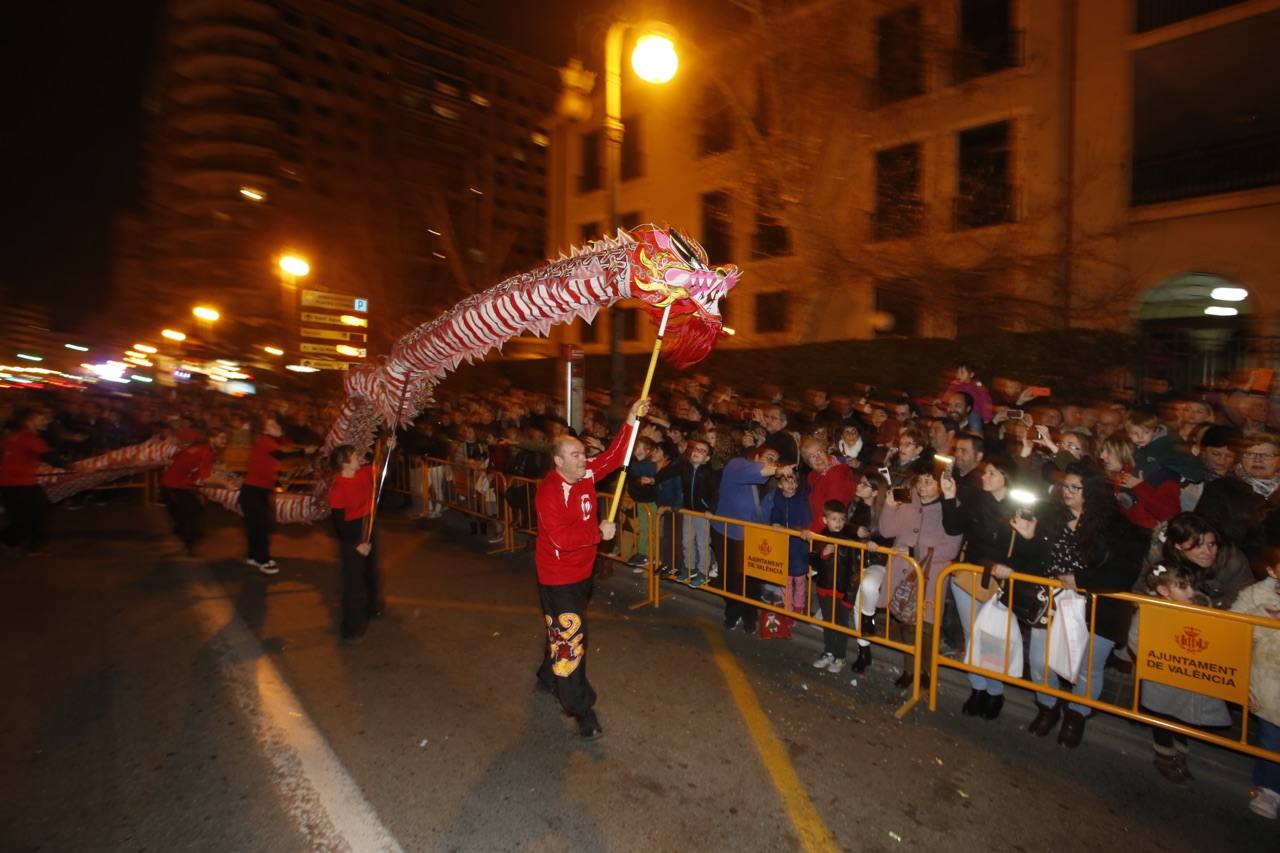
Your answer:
[1,496,1275,852]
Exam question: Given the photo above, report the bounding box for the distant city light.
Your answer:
[1209,287,1248,302]
[469,93,490,107]
[432,251,447,259]
[530,131,550,147]
[339,315,367,327]
[631,33,679,84]
[16,353,42,362]
[125,351,145,359]
[64,343,89,352]
[1204,305,1239,317]
[133,343,157,353]
[286,364,319,373]
[279,255,311,277]
[335,344,364,357]
[216,359,238,367]
[193,306,220,322]
[468,186,483,195]
[161,329,187,341]
[130,375,153,383]
[225,371,249,380]
[427,228,441,236]
[263,346,285,356]
[239,187,266,202]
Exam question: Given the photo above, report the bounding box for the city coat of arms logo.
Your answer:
[1175,626,1208,654]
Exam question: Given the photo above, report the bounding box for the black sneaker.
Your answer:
[578,712,603,740]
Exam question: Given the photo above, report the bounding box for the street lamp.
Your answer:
[279,254,310,278]
[602,21,679,420]
[193,306,220,322]
[161,329,186,342]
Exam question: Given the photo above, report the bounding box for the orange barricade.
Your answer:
[929,564,1280,764]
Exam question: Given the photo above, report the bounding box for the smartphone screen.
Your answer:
[1006,409,1023,421]
[892,487,911,503]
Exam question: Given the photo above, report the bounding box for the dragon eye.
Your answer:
[668,228,707,271]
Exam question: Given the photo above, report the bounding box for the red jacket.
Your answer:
[806,458,856,532]
[0,429,50,486]
[534,424,633,586]
[329,464,375,521]
[243,435,304,489]
[161,443,214,490]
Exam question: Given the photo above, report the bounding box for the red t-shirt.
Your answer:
[329,464,375,521]
[244,435,286,489]
[161,443,214,490]
[0,429,50,486]
[534,424,632,586]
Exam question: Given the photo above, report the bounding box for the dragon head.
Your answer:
[626,224,740,369]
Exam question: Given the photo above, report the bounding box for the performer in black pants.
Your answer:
[327,444,385,644]
[240,417,316,574]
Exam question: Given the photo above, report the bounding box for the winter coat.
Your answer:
[805,458,856,532]
[942,490,1017,567]
[1041,510,1147,643]
[1132,429,1204,485]
[1230,577,1280,724]
[879,497,963,618]
[810,525,859,603]
[765,486,813,577]
[1135,528,1256,609]
[676,458,720,512]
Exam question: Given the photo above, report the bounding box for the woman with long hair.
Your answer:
[1023,462,1147,747]
[849,470,891,673]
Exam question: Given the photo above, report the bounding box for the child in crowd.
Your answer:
[626,438,657,571]
[651,442,684,576]
[678,438,720,587]
[767,469,812,618]
[809,500,858,674]
[1231,548,1280,819]
[327,444,385,645]
[849,471,891,672]
[1128,562,1231,785]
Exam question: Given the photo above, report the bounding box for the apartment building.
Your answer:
[116,0,557,355]
[545,0,1280,373]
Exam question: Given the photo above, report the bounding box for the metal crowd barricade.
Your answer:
[421,455,510,553]
[929,564,1280,764]
[664,508,927,719]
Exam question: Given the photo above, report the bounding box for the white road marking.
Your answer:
[191,575,403,852]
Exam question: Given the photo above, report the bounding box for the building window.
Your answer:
[873,143,923,240]
[1135,0,1246,33]
[874,282,920,337]
[578,318,598,344]
[752,63,773,136]
[876,5,925,105]
[579,221,600,244]
[621,114,643,181]
[578,130,601,193]
[700,191,732,263]
[696,87,733,157]
[954,0,1021,82]
[618,307,640,341]
[620,210,643,230]
[755,292,789,333]
[752,186,791,258]
[954,121,1015,230]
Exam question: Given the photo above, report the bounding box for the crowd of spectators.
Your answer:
[3,361,1280,818]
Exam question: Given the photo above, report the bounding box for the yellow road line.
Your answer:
[702,624,839,853]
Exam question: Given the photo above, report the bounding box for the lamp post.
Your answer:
[278,253,310,361]
[602,22,678,422]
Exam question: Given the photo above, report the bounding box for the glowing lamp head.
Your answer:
[133,343,157,354]
[193,306,220,322]
[263,346,285,356]
[279,255,310,277]
[631,33,678,84]
[161,329,187,342]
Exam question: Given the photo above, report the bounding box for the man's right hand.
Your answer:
[599,520,617,541]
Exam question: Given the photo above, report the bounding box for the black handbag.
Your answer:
[1005,576,1052,627]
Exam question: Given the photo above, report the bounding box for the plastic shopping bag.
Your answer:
[966,596,1024,677]
[1048,590,1089,683]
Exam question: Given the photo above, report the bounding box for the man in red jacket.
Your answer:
[535,396,647,740]
[0,407,59,555]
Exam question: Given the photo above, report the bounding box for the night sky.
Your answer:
[0,1,731,330]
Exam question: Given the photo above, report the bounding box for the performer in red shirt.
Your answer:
[160,428,221,555]
[327,444,385,644]
[534,396,647,740]
[0,407,58,555]
[239,417,316,574]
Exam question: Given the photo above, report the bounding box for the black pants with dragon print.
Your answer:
[536,578,596,719]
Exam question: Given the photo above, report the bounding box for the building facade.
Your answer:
[117,0,557,358]
[545,0,1280,379]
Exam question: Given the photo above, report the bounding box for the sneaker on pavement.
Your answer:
[827,658,846,674]
[626,553,648,567]
[258,560,280,576]
[1250,787,1280,819]
[812,652,835,669]
[689,573,706,588]
[708,566,720,579]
